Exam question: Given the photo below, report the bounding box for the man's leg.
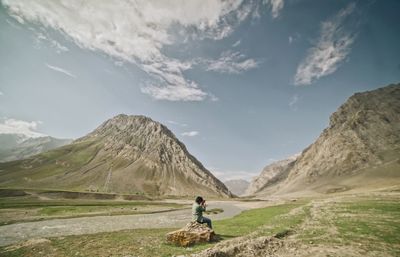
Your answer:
[202,217,212,229]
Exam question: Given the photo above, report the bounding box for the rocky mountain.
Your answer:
[244,154,298,196]
[0,114,232,198]
[252,83,400,196]
[0,134,71,162]
[224,179,250,196]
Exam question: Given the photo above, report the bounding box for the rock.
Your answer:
[190,235,287,257]
[166,221,216,247]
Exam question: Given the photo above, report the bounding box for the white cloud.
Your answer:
[270,0,284,18]
[0,118,46,138]
[205,51,259,74]
[167,120,188,127]
[36,32,69,53]
[2,0,260,101]
[45,63,76,78]
[294,3,357,86]
[209,93,220,102]
[208,167,259,182]
[289,94,299,110]
[141,83,207,102]
[232,39,241,47]
[181,131,199,137]
[0,91,3,96]
[263,0,284,19]
[5,18,22,29]
[288,33,301,45]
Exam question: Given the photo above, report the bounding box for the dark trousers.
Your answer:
[200,217,212,229]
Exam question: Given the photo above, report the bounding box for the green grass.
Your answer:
[297,198,400,256]
[0,202,306,257]
[204,208,224,215]
[5,197,398,257]
[36,204,181,216]
[214,202,306,239]
[0,139,102,187]
[0,198,168,209]
[0,197,185,225]
[335,200,400,254]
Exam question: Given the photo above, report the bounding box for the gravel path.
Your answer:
[0,201,248,247]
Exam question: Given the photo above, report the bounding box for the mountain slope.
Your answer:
[244,155,298,196]
[0,115,232,197]
[0,135,72,162]
[254,83,400,196]
[224,179,250,196]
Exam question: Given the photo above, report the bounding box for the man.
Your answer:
[192,196,212,229]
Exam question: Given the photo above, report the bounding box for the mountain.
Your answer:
[224,179,250,196]
[0,114,232,198]
[244,155,298,196]
[0,134,72,162]
[252,83,400,196]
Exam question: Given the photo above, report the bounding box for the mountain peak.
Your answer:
[1,114,232,197]
[246,83,400,197]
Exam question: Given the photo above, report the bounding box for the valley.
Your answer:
[0,188,398,257]
[0,84,399,256]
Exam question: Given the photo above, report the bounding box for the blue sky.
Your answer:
[0,0,399,181]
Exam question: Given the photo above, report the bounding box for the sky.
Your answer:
[0,0,399,182]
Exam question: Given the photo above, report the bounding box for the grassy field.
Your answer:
[0,193,399,257]
[0,202,305,257]
[296,195,400,256]
[0,196,186,225]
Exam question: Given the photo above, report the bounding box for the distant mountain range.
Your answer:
[2,83,398,198]
[244,154,298,196]
[0,115,232,198]
[224,179,250,196]
[247,83,400,196]
[0,134,71,163]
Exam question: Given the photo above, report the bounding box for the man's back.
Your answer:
[192,202,205,222]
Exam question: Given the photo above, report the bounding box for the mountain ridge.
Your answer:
[249,83,400,197]
[244,154,298,196]
[224,179,250,196]
[0,114,232,198]
[0,134,72,163]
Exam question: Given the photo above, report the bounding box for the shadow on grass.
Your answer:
[215,234,236,240]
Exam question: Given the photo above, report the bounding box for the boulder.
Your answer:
[166,221,215,247]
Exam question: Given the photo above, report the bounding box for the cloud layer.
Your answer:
[205,51,259,74]
[268,0,284,19]
[294,3,357,86]
[181,131,199,137]
[209,167,259,181]
[0,118,46,138]
[167,120,188,127]
[2,0,266,101]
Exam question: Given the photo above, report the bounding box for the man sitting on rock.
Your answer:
[192,196,212,229]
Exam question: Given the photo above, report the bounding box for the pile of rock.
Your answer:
[166,222,215,247]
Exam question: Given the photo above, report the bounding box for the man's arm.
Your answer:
[201,201,207,211]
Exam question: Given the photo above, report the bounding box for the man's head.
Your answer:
[195,196,204,204]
